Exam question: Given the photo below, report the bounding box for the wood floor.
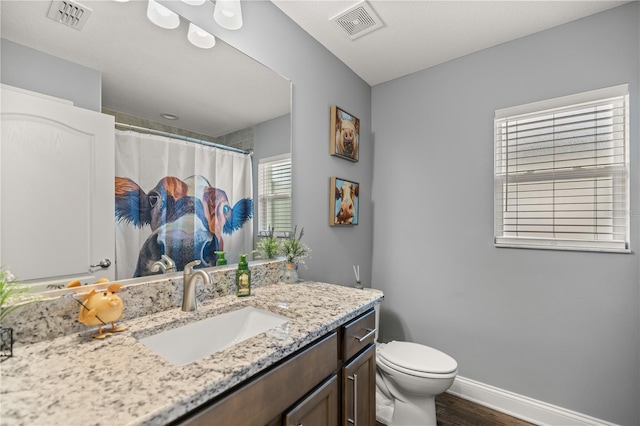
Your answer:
[435,393,535,426]
[377,392,535,426]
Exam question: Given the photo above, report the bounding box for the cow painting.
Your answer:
[115,175,252,277]
[330,177,359,226]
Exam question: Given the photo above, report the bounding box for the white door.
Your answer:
[0,85,115,288]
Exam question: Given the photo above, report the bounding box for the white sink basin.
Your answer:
[139,306,289,366]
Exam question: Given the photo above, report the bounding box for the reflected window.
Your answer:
[258,154,292,234]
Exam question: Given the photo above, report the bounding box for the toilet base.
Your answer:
[375,387,394,425]
[376,384,438,426]
[389,395,437,426]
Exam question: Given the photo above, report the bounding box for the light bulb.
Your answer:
[147,0,180,29]
[213,0,242,30]
[188,22,216,49]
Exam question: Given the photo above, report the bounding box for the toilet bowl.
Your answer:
[376,340,457,425]
[371,301,458,426]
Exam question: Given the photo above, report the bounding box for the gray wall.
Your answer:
[252,113,292,239]
[172,0,374,288]
[371,3,639,425]
[1,39,101,112]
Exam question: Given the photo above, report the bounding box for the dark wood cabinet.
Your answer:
[341,309,377,426]
[177,332,338,426]
[175,308,377,426]
[343,345,376,426]
[285,375,339,426]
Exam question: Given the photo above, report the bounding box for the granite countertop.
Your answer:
[0,282,383,426]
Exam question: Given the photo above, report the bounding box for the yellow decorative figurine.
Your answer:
[68,280,127,339]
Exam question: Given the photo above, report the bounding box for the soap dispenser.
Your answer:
[215,251,227,266]
[236,254,251,297]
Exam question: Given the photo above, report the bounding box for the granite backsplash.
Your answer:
[2,259,285,346]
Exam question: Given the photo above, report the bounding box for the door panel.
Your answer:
[343,344,376,426]
[285,375,339,426]
[1,85,115,287]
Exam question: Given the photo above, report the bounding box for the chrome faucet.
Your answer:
[151,255,176,274]
[182,260,212,312]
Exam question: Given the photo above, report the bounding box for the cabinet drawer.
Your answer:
[342,309,376,361]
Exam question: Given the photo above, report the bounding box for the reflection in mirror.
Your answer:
[0,0,291,291]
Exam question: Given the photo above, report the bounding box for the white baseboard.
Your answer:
[447,376,617,426]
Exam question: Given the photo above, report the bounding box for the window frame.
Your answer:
[494,84,630,253]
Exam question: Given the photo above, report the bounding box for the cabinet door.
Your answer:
[0,85,115,287]
[285,374,339,426]
[343,344,376,426]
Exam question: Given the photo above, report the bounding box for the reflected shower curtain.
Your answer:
[114,129,253,279]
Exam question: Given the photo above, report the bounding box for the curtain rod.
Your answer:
[115,122,252,156]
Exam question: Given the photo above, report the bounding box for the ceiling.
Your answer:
[0,0,291,138]
[272,0,631,86]
[0,0,630,136]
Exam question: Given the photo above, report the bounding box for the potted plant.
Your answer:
[0,267,36,358]
[255,226,280,260]
[279,226,310,284]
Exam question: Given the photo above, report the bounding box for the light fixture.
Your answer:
[181,0,206,5]
[188,22,216,49]
[213,0,243,30]
[147,0,180,30]
[160,113,179,120]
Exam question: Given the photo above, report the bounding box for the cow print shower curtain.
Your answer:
[114,129,253,279]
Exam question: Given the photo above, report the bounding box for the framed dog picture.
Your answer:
[330,177,359,226]
[330,105,360,162]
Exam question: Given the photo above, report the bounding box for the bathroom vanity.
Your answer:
[0,281,382,426]
[178,308,376,425]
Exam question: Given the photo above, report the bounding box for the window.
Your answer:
[494,85,629,252]
[258,154,292,234]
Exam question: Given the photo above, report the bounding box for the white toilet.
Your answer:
[373,303,458,426]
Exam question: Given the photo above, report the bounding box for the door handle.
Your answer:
[347,374,358,424]
[354,328,376,342]
[90,259,111,268]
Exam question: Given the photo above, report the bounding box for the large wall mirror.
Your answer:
[0,0,291,291]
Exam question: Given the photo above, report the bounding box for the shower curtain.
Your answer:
[114,129,253,279]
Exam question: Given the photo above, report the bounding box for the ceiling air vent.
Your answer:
[47,0,92,31]
[330,1,383,40]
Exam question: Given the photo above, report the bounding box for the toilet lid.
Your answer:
[378,341,457,374]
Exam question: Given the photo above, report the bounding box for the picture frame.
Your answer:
[330,105,360,162]
[330,177,359,226]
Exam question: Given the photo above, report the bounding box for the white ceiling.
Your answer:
[272,0,631,86]
[1,0,630,137]
[0,0,291,138]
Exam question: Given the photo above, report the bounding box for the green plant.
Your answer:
[279,225,310,266]
[0,267,36,324]
[256,226,280,259]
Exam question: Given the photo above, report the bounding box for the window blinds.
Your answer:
[494,85,629,252]
[258,154,292,234]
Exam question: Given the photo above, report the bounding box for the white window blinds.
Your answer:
[258,154,292,234]
[494,85,629,252]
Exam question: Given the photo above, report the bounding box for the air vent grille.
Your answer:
[330,1,383,40]
[47,0,92,31]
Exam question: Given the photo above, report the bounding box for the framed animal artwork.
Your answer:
[330,105,360,162]
[330,177,359,226]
